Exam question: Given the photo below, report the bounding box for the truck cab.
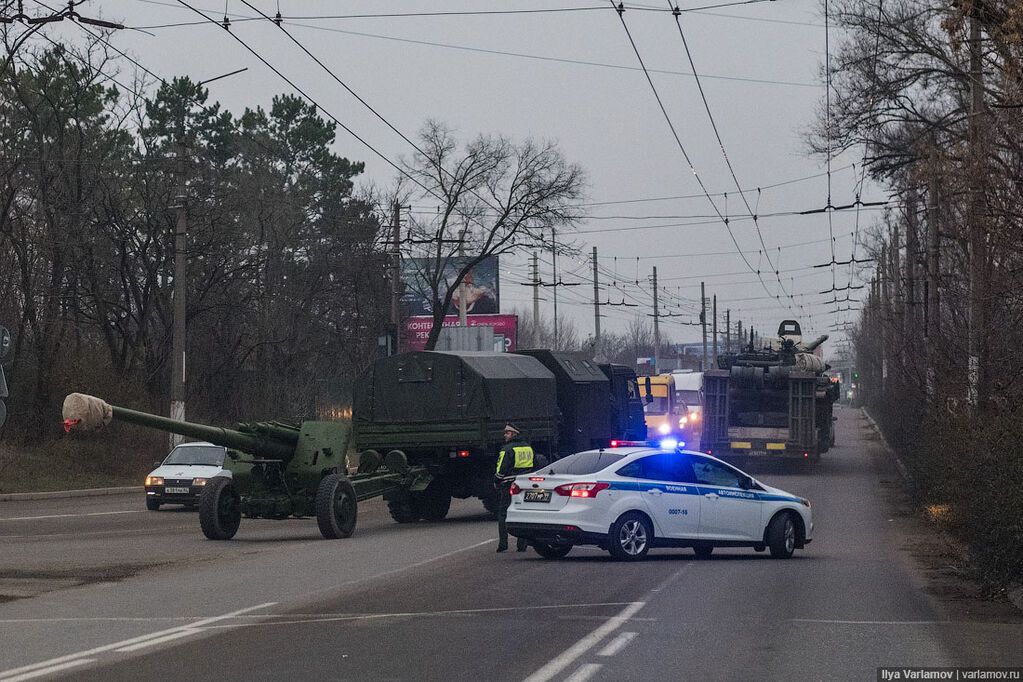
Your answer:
[638,374,685,440]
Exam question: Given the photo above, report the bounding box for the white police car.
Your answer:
[144,442,228,511]
[506,444,812,561]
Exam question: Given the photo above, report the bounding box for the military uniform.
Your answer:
[495,426,534,552]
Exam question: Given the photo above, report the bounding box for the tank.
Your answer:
[702,320,840,459]
[62,393,429,540]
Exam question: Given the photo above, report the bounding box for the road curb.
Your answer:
[861,407,912,484]
[0,486,141,501]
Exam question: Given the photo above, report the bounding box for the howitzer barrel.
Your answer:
[62,393,294,460]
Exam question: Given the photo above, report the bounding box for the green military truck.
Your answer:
[353,350,646,523]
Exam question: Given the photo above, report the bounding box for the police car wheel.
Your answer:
[533,542,572,560]
[608,512,652,561]
[767,512,797,559]
[692,542,714,559]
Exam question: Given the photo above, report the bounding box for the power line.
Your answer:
[607,1,790,310]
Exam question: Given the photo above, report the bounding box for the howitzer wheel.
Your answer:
[199,477,241,540]
[316,473,358,539]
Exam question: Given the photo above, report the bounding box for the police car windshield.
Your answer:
[545,451,625,475]
[164,446,224,466]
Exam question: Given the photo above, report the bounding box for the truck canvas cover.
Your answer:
[354,352,558,425]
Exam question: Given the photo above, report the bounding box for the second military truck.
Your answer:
[353,350,646,522]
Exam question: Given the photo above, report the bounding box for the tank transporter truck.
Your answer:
[700,320,840,461]
[62,393,431,540]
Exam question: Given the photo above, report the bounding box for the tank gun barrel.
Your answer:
[62,393,294,460]
[802,334,829,352]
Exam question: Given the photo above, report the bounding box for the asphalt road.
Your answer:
[0,406,1020,681]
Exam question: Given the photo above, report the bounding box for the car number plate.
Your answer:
[523,490,551,503]
[165,486,190,494]
[749,449,767,457]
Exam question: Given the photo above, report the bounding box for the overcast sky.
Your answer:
[36,0,882,354]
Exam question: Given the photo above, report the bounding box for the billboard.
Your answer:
[400,256,500,317]
[403,314,518,353]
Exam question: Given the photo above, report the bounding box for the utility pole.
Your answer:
[652,267,660,374]
[389,202,402,354]
[712,295,718,367]
[531,252,540,334]
[592,247,601,347]
[737,320,743,352]
[926,149,942,401]
[905,186,919,344]
[552,226,559,350]
[725,309,731,353]
[700,281,707,371]
[967,11,987,409]
[169,115,188,447]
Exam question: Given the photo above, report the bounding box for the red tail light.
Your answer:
[554,482,610,498]
[457,449,470,458]
[510,482,522,495]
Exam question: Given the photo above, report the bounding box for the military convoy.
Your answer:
[63,350,646,540]
[701,320,840,461]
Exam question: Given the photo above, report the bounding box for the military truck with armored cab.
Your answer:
[701,320,840,461]
[354,350,646,523]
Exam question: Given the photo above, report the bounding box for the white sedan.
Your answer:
[506,446,812,561]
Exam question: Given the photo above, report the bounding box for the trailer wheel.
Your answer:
[414,479,452,522]
[316,473,358,539]
[199,477,241,540]
[386,490,421,523]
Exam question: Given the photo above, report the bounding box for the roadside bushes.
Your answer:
[901,410,1023,587]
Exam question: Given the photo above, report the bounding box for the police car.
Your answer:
[506,443,812,561]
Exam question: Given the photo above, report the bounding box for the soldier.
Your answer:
[495,423,534,553]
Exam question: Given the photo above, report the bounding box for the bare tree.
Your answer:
[397,121,584,350]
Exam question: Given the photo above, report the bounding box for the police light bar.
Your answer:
[609,439,686,450]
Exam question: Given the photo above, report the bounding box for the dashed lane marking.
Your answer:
[115,629,203,653]
[564,664,602,682]
[522,601,646,682]
[597,631,637,657]
[0,602,276,681]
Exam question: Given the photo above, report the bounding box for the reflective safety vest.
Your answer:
[496,445,534,474]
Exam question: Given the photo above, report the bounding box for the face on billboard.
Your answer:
[400,256,500,316]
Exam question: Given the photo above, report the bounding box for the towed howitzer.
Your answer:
[61,393,431,541]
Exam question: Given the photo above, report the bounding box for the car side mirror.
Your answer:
[739,475,753,490]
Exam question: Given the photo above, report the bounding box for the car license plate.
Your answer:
[523,490,551,503]
[165,486,190,494]
[749,450,767,457]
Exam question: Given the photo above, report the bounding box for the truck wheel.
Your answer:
[767,512,797,559]
[315,473,358,539]
[386,490,421,523]
[692,542,714,558]
[608,512,653,561]
[533,543,572,559]
[480,491,501,519]
[199,477,241,540]
[146,498,160,511]
[414,479,452,522]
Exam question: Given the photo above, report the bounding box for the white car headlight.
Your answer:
[658,423,671,435]
[192,478,208,486]
[145,476,164,486]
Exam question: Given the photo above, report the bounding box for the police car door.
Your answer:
[690,456,762,540]
[615,454,700,539]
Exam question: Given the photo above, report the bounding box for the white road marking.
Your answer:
[115,629,203,653]
[0,602,276,681]
[522,601,646,682]
[0,659,95,682]
[0,510,141,522]
[597,631,637,657]
[564,664,602,682]
[790,619,952,625]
